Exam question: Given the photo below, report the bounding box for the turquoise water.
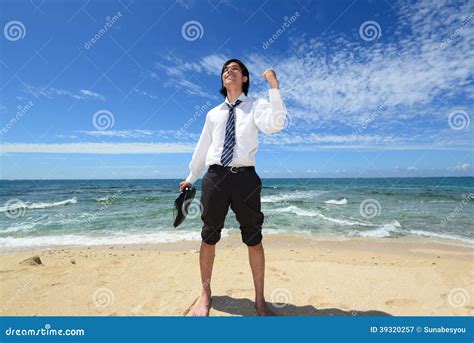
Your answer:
[0,177,473,250]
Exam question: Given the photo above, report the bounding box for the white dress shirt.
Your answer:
[185,88,287,184]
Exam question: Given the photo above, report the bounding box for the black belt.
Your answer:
[209,164,255,174]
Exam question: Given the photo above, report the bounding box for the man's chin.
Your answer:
[224,80,239,87]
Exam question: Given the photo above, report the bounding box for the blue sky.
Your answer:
[0,0,472,179]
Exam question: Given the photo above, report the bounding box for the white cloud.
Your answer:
[173,79,218,99]
[162,0,473,149]
[0,143,194,154]
[259,129,473,151]
[260,133,400,145]
[0,104,7,114]
[160,53,228,77]
[79,89,106,101]
[23,84,106,101]
[78,129,200,141]
[29,0,468,156]
[80,129,154,138]
[453,163,471,171]
[133,88,158,99]
[279,0,472,128]
[176,0,194,9]
[154,53,228,99]
[262,143,473,152]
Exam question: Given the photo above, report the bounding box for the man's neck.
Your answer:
[226,88,243,104]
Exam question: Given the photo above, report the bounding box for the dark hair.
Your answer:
[219,59,250,98]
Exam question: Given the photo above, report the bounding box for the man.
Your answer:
[179,59,287,316]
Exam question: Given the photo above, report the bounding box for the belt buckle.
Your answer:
[230,166,238,173]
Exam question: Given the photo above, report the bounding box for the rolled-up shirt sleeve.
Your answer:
[185,113,212,184]
[253,88,287,134]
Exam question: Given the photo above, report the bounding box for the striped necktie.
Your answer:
[220,99,242,167]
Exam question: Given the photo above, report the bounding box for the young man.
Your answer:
[179,59,287,316]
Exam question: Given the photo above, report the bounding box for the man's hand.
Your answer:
[262,68,279,89]
[179,181,193,192]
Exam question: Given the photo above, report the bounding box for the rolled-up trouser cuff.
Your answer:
[201,226,222,245]
[241,228,262,246]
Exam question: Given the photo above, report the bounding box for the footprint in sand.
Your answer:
[225,288,253,296]
[183,297,199,316]
[130,303,146,315]
[268,266,290,281]
[308,296,334,308]
[385,298,417,307]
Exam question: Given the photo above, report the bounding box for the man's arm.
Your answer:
[254,68,287,134]
[184,113,212,185]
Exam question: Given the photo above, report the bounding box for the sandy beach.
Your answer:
[1,235,472,316]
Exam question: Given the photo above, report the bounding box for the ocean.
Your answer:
[0,177,473,251]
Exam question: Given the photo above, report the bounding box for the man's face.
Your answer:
[222,62,248,90]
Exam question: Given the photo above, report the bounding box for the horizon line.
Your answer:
[1,176,472,181]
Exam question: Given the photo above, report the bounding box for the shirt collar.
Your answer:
[224,92,247,106]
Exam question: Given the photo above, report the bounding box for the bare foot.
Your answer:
[191,294,212,316]
[255,301,276,316]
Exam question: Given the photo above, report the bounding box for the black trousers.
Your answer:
[200,165,264,246]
